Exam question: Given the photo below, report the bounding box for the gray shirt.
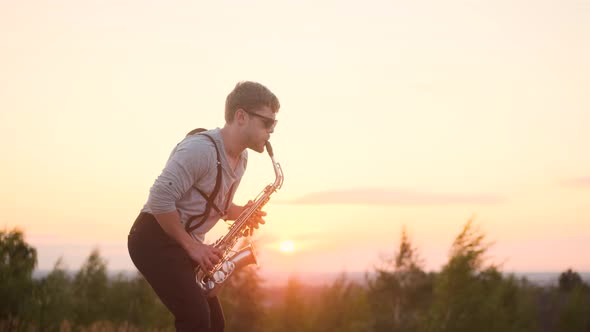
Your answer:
[142,128,248,242]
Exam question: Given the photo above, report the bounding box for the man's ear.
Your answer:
[235,109,247,125]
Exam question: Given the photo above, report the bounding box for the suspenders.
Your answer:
[184,131,231,233]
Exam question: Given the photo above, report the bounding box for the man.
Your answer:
[128,81,280,331]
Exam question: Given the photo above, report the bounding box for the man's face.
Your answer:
[243,105,277,153]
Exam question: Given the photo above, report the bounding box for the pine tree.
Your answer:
[422,219,537,332]
[557,268,590,332]
[72,248,109,327]
[0,228,37,330]
[277,277,310,332]
[34,257,74,331]
[368,226,432,332]
[220,264,266,332]
[558,268,584,292]
[311,273,371,332]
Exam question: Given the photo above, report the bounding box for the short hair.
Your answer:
[225,81,280,123]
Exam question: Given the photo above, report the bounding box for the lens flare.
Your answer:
[279,240,295,254]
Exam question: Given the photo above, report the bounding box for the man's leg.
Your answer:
[208,296,225,332]
[128,213,216,331]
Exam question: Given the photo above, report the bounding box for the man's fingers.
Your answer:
[254,210,267,217]
[209,250,222,263]
[200,257,212,271]
[211,246,223,258]
[196,246,223,271]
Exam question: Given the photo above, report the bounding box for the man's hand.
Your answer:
[243,200,266,236]
[188,242,223,271]
[153,210,223,271]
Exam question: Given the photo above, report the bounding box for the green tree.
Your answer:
[422,219,536,332]
[105,271,174,330]
[477,270,539,332]
[311,273,371,332]
[220,265,266,332]
[368,226,432,332]
[72,248,109,327]
[34,257,74,331]
[557,284,590,332]
[423,219,490,332]
[273,277,310,332]
[556,268,590,332]
[0,228,37,331]
[131,272,175,329]
[103,272,132,324]
[558,268,584,292]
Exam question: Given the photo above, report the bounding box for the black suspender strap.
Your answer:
[185,133,224,233]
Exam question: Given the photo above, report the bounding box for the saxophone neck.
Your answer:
[219,142,283,243]
[269,157,284,190]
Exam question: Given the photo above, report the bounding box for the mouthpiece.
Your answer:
[265,141,274,157]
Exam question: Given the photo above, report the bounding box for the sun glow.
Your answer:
[279,240,296,254]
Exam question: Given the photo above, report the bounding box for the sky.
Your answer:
[1,0,589,280]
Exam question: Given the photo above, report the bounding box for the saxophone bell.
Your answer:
[196,244,258,297]
[228,244,259,270]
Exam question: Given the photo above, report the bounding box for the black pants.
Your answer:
[128,212,225,332]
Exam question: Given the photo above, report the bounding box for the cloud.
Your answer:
[563,177,590,188]
[282,188,504,205]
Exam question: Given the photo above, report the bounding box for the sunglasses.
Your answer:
[243,109,278,129]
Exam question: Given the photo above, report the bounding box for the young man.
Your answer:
[128,81,280,332]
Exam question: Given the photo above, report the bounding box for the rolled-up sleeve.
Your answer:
[147,138,214,214]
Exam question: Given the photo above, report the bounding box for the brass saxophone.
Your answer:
[195,141,284,297]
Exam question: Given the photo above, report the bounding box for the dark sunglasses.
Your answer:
[243,110,278,129]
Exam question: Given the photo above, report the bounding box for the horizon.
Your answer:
[31,266,590,288]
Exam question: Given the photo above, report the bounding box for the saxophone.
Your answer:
[195,141,284,297]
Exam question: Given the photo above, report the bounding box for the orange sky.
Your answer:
[1,0,588,278]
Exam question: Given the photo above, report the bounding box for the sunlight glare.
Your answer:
[279,240,295,254]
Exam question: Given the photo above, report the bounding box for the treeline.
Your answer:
[1,220,589,332]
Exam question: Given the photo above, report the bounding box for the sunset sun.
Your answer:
[279,240,296,254]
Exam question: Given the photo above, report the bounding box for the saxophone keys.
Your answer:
[222,260,235,273]
[213,270,226,283]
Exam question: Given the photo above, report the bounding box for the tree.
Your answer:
[105,271,174,330]
[34,257,74,331]
[0,228,37,330]
[422,219,536,332]
[367,226,432,332]
[425,219,495,332]
[220,265,266,332]
[557,283,590,332]
[558,268,584,292]
[310,273,371,332]
[275,277,310,332]
[72,248,109,327]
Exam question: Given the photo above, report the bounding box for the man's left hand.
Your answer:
[243,200,266,236]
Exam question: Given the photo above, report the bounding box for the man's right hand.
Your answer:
[189,242,223,271]
[152,210,223,271]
